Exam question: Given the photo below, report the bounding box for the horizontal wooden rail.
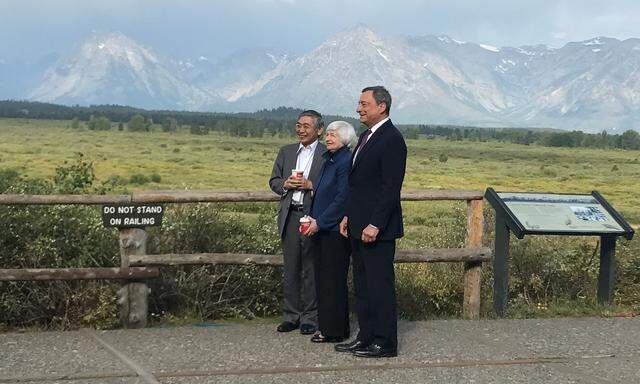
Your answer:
[130,247,492,266]
[0,267,160,281]
[0,194,132,205]
[0,189,484,205]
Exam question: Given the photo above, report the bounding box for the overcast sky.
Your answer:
[2,0,640,60]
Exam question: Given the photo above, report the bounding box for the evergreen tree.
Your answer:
[162,117,179,133]
[128,114,149,132]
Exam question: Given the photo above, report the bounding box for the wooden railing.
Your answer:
[0,189,491,327]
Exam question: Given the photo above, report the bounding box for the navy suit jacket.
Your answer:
[346,119,407,241]
[310,146,351,232]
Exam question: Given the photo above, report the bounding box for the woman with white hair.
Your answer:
[302,120,357,343]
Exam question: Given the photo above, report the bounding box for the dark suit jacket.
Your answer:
[310,146,351,232]
[346,119,407,241]
[269,141,327,239]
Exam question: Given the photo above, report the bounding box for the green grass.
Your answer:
[1,117,639,321]
[2,118,637,219]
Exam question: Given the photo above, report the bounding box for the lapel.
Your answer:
[308,143,327,183]
[315,150,331,190]
[316,146,346,188]
[351,119,390,172]
[284,144,298,178]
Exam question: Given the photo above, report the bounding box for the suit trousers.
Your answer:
[350,238,397,349]
[282,209,317,326]
[312,231,351,338]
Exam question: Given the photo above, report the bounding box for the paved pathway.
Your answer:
[1,317,639,383]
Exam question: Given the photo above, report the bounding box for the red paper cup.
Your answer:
[299,217,311,233]
[292,169,304,179]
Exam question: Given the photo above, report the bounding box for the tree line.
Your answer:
[1,100,639,150]
[0,100,354,137]
[401,124,640,150]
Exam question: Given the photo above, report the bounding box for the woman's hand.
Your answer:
[339,216,349,238]
[303,217,319,237]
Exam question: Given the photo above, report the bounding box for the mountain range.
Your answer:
[4,26,640,132]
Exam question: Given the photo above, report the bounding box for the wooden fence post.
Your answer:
[463,199,484,319]
[117,228,150,328]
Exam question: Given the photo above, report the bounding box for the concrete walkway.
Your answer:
[1,317,639,383]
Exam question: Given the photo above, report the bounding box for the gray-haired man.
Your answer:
[269,110,327,334]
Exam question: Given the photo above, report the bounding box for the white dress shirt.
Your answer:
[353,116,389,164]
[292,139,318,204]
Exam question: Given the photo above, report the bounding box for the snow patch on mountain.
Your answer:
[479,44,500,52]
[25,27,640,132]
[29,31,215,110]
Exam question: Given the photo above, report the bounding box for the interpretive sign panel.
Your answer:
[484,188,634,316]
[499,192,624,233]
[485,189,633,239]
[102,204,164,228]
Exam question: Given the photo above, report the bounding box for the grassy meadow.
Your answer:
[1,117,638,225]
[1,117,639,324]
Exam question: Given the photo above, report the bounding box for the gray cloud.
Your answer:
[1,0,639,60]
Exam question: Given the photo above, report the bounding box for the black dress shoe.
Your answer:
[353,343,398,358]
[311,333,346,343]
[334,339,369,353]
[300,324,317,335]
[276,321,299,332]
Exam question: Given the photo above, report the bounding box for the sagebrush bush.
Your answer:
[1,157,639,330]
[129,173,150,184]
[0,157,284,329]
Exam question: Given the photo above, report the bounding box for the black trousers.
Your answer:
[312,231,351,338]
[350,238,397,349]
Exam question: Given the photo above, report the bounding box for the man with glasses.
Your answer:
[269,110,326,335]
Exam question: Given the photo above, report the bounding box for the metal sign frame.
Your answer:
[484,188,634,317]
[485,188,634,239]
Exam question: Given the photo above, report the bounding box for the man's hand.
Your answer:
[283,175,301,190]
[361,224,379,243]
[303,218,318,237]
[339,216,349,238]
[300,178,313,190]
[283,176,313,190]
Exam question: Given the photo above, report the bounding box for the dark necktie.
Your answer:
[353,129,372,164]
[356,129,372,150]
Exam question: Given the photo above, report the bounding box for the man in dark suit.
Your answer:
[269,110,326,335]
[336,86,407,358]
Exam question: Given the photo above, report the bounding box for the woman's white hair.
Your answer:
[326,120,357,150]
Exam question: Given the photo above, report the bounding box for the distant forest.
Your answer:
[1,100,639,150]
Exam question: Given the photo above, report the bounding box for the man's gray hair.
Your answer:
[362,86,392,115]
[298,109,324,130]
[326,120,357,150]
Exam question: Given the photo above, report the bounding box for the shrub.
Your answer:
[438,153,448,163]
[0,159,284,329]
[104,174,126,187]
[53,153,95,193]
[87,115,111,131]
[128,114,151,132]
[1,157,638,330]
[129,173,150,184]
